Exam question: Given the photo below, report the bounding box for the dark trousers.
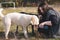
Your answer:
[52,26,59,35]
[38,26,53,38]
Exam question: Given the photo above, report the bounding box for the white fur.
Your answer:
[0,8,4,18]
[0,8,39,39]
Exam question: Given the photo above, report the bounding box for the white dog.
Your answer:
[0,8,39,39]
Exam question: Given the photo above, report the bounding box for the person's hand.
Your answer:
[39,22,46,28]
[39,21,52,28]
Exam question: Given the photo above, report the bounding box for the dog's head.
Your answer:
[31,15,39,35]
[31,15,39,26]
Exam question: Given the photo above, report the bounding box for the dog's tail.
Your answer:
[0,8,4,18]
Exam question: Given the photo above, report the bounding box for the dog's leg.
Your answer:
[34,25,39,40]
[32,25,35,35]
[15,26,18,34]
[5,25,11,39]
[22,27,28,39]
[3,18,11,39]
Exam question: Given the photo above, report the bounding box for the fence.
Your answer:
[0,2,15,8]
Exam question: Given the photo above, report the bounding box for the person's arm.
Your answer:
[39,15,57,28]
[43,21,52,26]
[49,15,58,26]
[42,15,58,26]
[39,21,52,28]
[39,10,58,28]
[48,10,58,26]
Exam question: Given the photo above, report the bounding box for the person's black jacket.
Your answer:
[39,9,60,35]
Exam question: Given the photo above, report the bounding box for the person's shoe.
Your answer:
[53,35,60,38]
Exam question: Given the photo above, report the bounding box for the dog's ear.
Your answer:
[31,16,35,25]
[31,15,39,25]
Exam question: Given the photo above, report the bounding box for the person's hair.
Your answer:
[38,1,54,15]
[38,1,47,15]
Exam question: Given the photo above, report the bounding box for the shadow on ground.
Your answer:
[0,32,35,39]
[0,32,60,40]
